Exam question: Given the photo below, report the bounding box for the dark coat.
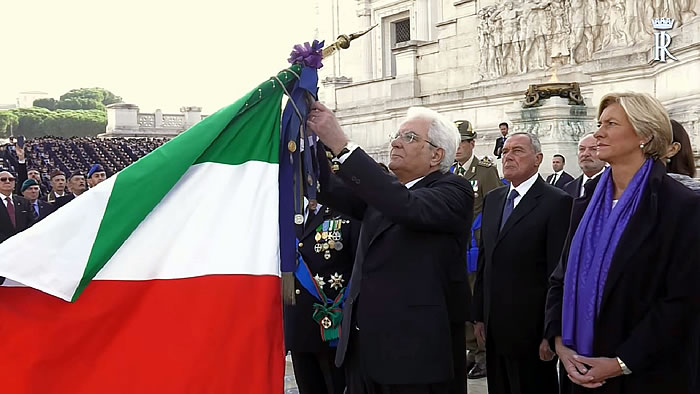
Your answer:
[563,176,583,198]
[493,136,507,158]
[283,207,359,352]
[0,195,35,244]
[473,176,572,356]
[319,148,474,385]
[545,161,700,394]
[546,171,575,189]
[29,199,54,221]
[53,194,76,210]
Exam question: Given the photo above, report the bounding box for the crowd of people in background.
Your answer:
[1,136,166,242]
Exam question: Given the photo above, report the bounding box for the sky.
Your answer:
[0,0,318,113]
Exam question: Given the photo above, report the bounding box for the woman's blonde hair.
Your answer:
[597,92,672,159]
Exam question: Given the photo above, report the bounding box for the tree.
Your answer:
[33,98,58,111]
[0,111,19,137]
[56,98,104,111]
[59,88,122,109]
[7,108,106,138]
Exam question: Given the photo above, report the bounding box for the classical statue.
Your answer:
[569,0,597,64]
[496,1,522,75]
[549,0,570,58]
[521,0,551,72]
[603,0,632,48]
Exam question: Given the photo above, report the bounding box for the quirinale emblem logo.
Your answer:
[652,18,677,62]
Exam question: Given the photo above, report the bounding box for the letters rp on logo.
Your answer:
[652,18,678,62]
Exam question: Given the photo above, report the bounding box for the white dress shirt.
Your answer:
[509,172,539,208]
[550,170,563,185]
[580,168,606,197]
[1,191,12,208]
[405,176,426,189]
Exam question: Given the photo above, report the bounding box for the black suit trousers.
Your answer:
[345,329,450,394]
[485,335,558,394]
[291,348,345,394]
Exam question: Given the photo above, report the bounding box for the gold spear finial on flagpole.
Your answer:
[321,24,378,59]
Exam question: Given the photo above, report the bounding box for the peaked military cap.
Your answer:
[454,120,476,141]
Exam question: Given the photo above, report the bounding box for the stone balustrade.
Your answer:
[102,104,205,138]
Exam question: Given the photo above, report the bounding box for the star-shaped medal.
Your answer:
[313,274,325,289]
[329,272,344,290]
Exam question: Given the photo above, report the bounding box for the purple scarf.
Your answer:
[562,159,653,356]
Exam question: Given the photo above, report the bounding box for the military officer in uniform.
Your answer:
[450,120,502,380]
[284,199,359,394]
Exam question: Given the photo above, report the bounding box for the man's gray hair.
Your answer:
[404,107,460,173]
[509,132,542,154]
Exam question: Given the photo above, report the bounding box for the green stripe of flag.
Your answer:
[72,68,295,301]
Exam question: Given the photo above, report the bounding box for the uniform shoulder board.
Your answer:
[477,157,494,167]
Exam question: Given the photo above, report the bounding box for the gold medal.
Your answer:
[287,140,297,152]
[322,231,328,240]
[315,232,322,242]
[328,240,335,249]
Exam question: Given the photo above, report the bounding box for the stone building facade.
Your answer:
[315,0,700,176]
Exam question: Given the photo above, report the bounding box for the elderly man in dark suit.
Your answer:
[0,170,35,244]
[473,132,572,394]
[562,134,606,199]
[308,102,474,394]
[20,179,54,222]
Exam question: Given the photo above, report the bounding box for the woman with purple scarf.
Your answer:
[544,92,700,394]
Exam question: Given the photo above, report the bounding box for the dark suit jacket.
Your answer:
[545,161,700,394]
[53,194,76,210]
[545,171,574,189]
[29,199,54,222]
[0,195,35,244]
[562,176,583,198]
[493,136,507,158]
[284,208,359,352]
[473,176,572,356]
[319,148,474,385]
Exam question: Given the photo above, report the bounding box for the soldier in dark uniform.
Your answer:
[284,200,359,394]
[451,120,502,380]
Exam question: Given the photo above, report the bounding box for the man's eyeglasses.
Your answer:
[390,131,439,148]
[0,177,16,182]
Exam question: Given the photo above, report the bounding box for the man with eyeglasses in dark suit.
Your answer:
[0,170,34,245]
[308,102,474,394]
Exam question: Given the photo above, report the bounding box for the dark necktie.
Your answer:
[33,202,40,219]
[551,174,558,185]
[5,197,16,228]
[582,178,594,197]
[500,189,519,231]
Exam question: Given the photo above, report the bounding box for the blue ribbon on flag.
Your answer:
[279,66,320,274]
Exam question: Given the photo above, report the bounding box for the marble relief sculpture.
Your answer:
[476,0,698,79]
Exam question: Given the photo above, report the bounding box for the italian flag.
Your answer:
[0,74,292,393]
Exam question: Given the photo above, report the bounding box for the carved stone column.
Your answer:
[356,0,373,81]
